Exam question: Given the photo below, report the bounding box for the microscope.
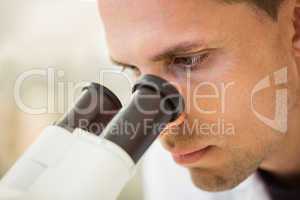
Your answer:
[0,74,185,200]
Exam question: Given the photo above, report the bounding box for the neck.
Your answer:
[260,104,300,186]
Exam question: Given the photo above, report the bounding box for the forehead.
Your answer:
[98,0,220,23]
[97,0,250,62]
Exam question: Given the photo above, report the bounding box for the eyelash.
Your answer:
[118,51,210,75]
[169,52,209,71]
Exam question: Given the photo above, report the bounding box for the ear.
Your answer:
[293,1,300,56]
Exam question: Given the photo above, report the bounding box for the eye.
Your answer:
[169,53,209,71]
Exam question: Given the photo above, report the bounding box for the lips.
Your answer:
[171,145,212,165]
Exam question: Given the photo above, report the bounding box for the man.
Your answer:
[97,0,300,199]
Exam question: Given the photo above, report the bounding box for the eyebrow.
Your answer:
[110,40,205,67]
[149,41,205,61]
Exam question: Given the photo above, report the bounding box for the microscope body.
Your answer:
[0,126,135,200]
[0,75,184,200]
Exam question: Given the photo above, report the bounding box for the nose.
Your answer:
[160,112,187,151]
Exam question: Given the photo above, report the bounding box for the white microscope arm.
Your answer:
[0,126,135,200]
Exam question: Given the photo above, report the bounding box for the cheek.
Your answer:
[219,77,283,156]
[182,62,281,143]
[178,72,250,122]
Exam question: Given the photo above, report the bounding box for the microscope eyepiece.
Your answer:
[132,74,185,121]
[56,82,122,135]
[104,74,185,163]
[56,75,185,163]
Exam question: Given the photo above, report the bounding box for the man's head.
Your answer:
[98,0,300,191]
[224,0,283,19]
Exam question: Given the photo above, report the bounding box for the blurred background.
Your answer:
[0,0,143,199]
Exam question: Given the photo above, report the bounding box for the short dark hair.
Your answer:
[224,0,284,19]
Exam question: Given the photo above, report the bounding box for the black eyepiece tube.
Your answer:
[103,74,185,163]
[55,82,122,135]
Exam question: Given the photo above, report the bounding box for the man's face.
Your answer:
[98,0,297,191]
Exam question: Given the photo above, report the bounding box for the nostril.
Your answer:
[165,138,176,149]
[159,112,186,150]
[160,134,176,151]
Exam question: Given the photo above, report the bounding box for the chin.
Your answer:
[188,168,244,192]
